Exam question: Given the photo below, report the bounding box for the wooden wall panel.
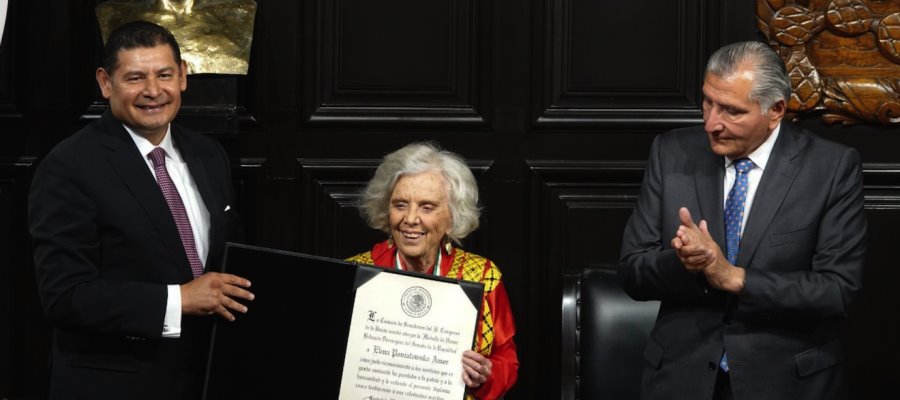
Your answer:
[844,163,900,398]
[307,0,486,125]
[0,178,10,397]
[296,159,385,258]
[233,159,266,245]
[0,0,20,117]
[0,158,47,400]
[847,206,900,398]
[0,0,25,155]
[536,0,706,127]
[521,160,643,398]
[527,161,644,272]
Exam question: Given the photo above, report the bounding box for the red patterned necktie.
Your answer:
[149,147,204,278]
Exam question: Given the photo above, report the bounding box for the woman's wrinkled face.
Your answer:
[389,171,453,270]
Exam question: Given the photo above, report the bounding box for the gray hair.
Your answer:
[705,41,791,113]
[360,142,481,243]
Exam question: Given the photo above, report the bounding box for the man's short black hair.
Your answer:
[102,20,182,73]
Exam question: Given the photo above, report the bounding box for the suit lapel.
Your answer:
[100,112,194,281]
[694,146,726,247]
[737,125,802,267]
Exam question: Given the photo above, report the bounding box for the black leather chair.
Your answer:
[562,267,660,400]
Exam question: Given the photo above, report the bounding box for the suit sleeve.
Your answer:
[29,149,167,338]
[619,135,708,301]
[738,146,866,319]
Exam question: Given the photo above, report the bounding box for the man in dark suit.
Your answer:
[29,21,254,400]
[619,41,866,400]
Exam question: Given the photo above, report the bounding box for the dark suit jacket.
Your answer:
[619,123,866,400]
[29,110,240,400]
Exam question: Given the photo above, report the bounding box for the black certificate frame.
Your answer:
[203,242,484,399]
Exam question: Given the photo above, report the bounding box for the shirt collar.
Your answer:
[124,124,180,163]
[724,122,781,171]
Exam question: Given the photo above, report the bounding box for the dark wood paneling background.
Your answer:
[1,1,896,399]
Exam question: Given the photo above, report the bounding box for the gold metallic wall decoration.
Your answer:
[96,0,257,75]
[757,0,900,126]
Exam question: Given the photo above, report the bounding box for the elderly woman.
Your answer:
[347,142,518,400]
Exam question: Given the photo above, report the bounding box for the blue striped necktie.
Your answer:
[720,158,753,372]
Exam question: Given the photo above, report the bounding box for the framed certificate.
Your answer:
[339,264,483,400]
[203,243,483,400]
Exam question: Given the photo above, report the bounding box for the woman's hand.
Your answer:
[462,350,492,388]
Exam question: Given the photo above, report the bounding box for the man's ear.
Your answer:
[96,68,113,99]
[179,60,188,91]
[768,99,786,129]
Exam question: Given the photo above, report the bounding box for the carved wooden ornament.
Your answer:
[757,0,900,125]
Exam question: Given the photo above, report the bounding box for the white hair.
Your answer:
[705,41,791,114]
[359,142,481,243]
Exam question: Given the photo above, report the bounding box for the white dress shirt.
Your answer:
[126,124,211,338]
[722,123,781,236]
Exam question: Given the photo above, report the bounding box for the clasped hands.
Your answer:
[180,272,255,321]
[672,207,745,294]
